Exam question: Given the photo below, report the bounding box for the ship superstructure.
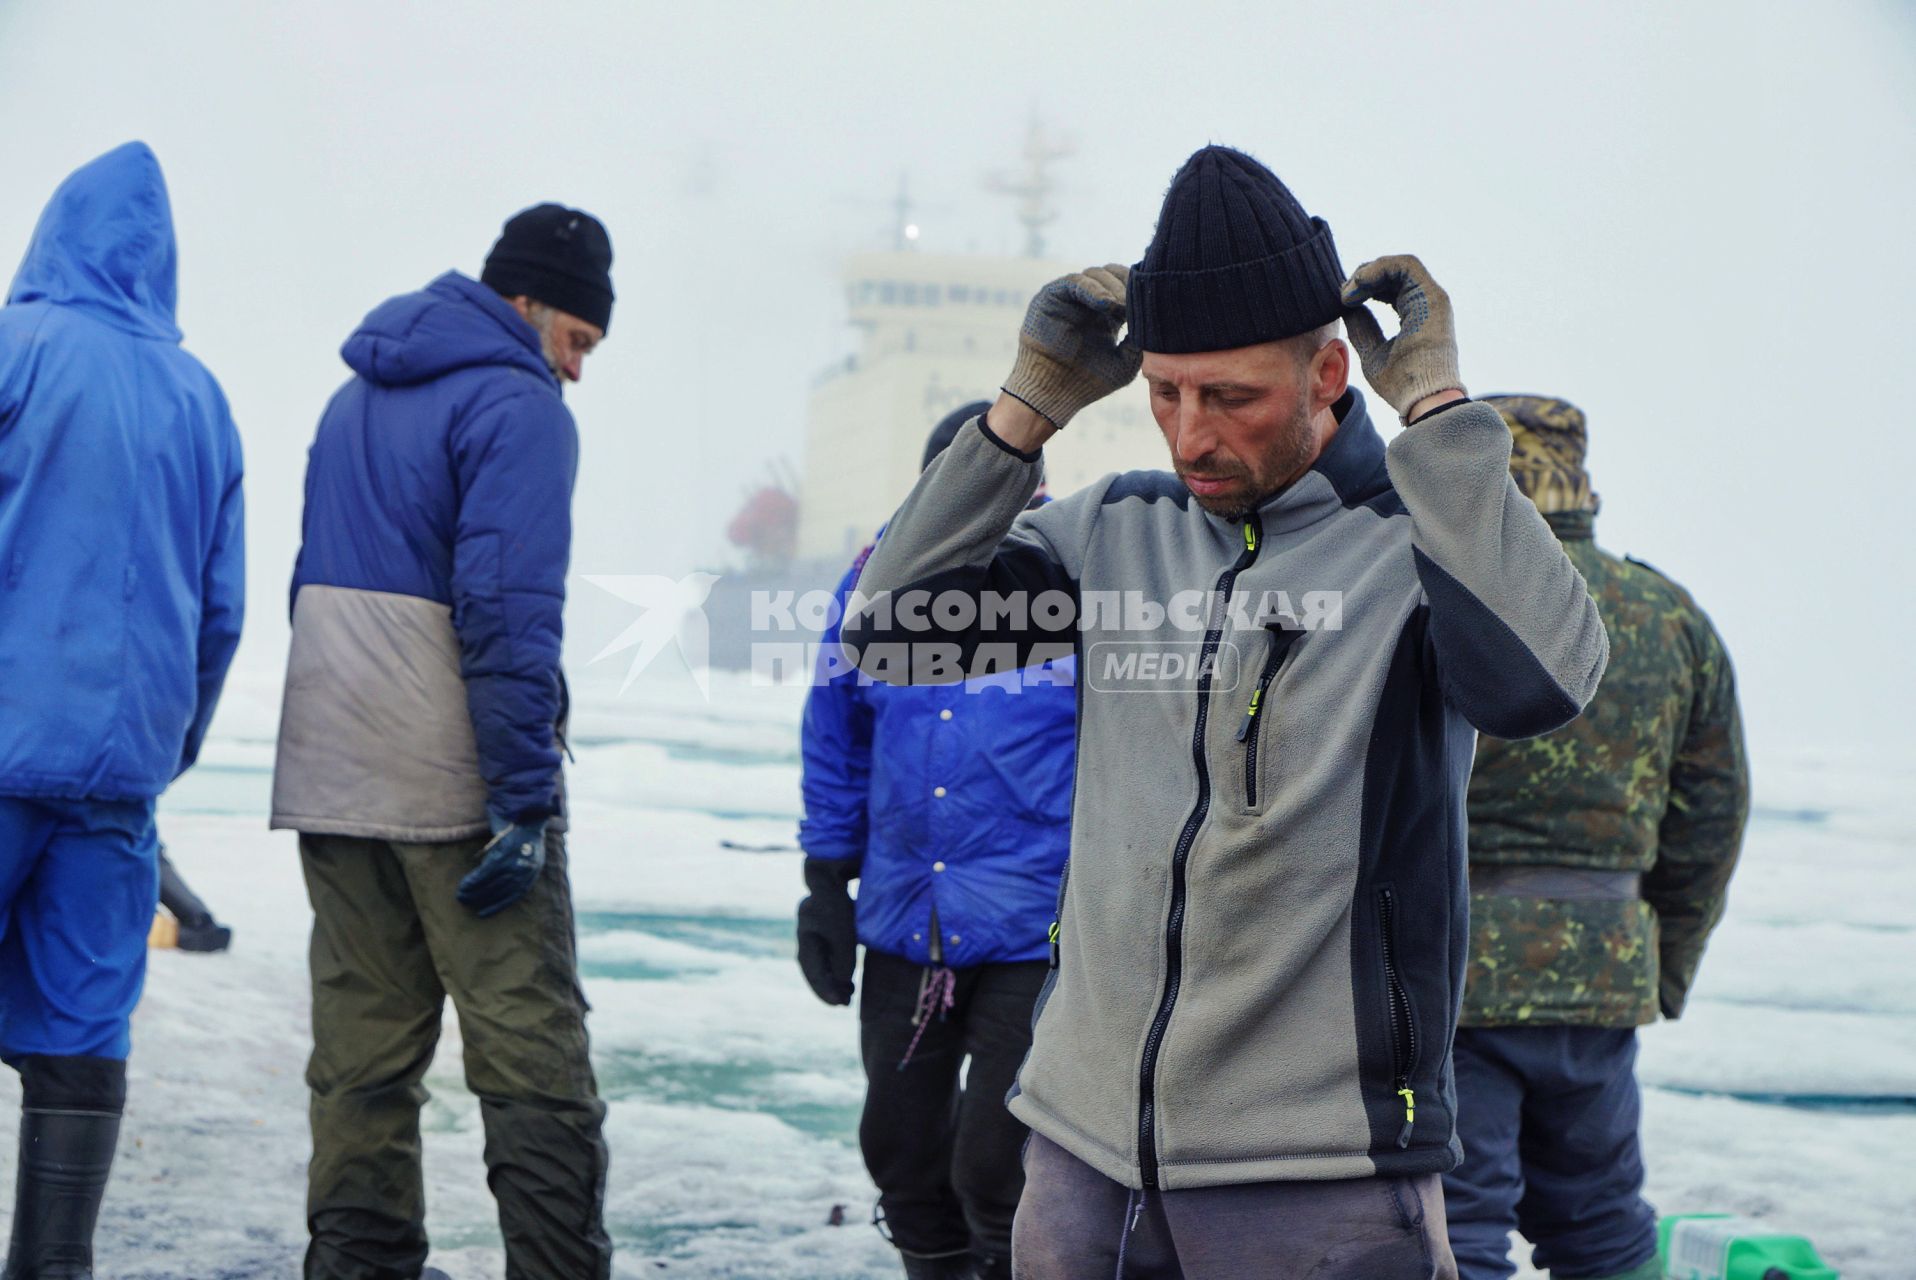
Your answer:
[793,126,1165,564]
[796,253,1161,562]
[707,126,1165,668]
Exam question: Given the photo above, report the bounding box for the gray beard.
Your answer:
[526,304,565,384]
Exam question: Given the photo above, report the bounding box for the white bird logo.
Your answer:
[581,572,721,698]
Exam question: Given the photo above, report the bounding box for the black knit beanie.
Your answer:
[923,399,993,470]
[1127,146,1344,354]
[481,203,615,333]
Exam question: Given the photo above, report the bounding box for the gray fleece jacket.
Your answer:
[842,389,1608,1190]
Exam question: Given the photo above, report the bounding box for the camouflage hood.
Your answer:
[1486,394,1598,516]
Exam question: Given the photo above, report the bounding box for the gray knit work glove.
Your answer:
[1340,254,1466,421]
[1002,265,1142,429]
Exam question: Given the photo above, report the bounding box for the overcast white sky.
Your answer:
[1,0,1911,758]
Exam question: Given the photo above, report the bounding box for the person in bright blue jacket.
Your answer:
[797,402,1076,1280]
[0,141,244,1277]
[271,205,614,1279]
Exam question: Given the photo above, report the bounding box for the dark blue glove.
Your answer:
[796,857,859,1006]
[457,819,548,918]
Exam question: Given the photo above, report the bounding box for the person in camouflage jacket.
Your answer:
[1443,395,1750,1280]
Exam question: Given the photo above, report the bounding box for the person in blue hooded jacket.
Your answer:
[0,141,244,1278]
[271,205,613,1280]
[797,402,1076,1280]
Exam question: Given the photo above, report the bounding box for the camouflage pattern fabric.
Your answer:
[1463,400,1749,1028]
[1487,393,1599,516]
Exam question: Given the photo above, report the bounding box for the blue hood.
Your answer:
[7,141,180,343]
[341,271,557,390]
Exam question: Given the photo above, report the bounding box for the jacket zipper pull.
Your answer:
[1243,521,1258,554]
[1396,1085,1416,1148]
[1234,688,1263,742]
[1048,919,1061,968]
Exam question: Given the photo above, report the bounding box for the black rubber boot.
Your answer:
[899,1250,974,1280]
[2,1055,126,1280]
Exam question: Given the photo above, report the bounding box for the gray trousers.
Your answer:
[1012,1133,1458,1280]
[300,831,611,1280]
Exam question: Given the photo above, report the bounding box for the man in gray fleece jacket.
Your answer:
[841,146,1608,1278]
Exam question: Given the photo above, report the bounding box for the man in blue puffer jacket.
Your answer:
[0,141,245,1277]
[797,402,1076,1280]
[271,205,613,1280]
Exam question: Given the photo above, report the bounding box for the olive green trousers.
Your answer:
[300,831,610,1280]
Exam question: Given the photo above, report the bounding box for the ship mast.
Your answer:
[985,116,1074,259]
[891,173,920,251]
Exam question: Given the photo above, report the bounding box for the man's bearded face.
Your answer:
[1143,340,1326,518]
[522,301,603,385]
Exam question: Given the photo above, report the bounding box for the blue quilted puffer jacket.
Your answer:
[272,272,574,842]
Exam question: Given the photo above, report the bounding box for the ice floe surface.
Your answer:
[0,665,1907,1277]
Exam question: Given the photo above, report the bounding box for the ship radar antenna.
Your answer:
[985,115,1074,259]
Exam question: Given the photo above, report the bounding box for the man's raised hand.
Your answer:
[1341,254,1466,422]
[1001,264,1142,432]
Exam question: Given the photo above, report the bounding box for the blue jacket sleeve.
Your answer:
[796,558,874,864]
[449,386,577,823]
[177,421,246,778]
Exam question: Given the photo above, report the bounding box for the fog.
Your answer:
[2,0,1911,758]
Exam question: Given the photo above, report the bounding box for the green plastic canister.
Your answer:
[1658,1214,1839,1280]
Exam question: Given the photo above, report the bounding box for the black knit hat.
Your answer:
[923,399,993,470]
[481,203,615,333]
[1128,146,1344,354]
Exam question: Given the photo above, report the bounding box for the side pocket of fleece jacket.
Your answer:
[1375,883,1422,1149]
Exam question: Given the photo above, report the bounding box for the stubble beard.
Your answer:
[1179,394,1319,520]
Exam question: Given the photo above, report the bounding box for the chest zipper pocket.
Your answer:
[1235,624,1303,810]
[1378,885,1420,1148]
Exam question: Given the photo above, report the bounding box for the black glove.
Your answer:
[796,857,859,1006]
[457,819,548,918]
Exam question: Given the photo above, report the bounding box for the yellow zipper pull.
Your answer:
[1235,688,1263,742]
[1396,1086,1416,1148]
[1244,522,1257,553]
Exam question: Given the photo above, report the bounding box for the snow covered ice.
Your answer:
[1,662,1909,1279]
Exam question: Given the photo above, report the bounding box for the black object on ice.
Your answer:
[159,844,233,953]
[175,918,233,953]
